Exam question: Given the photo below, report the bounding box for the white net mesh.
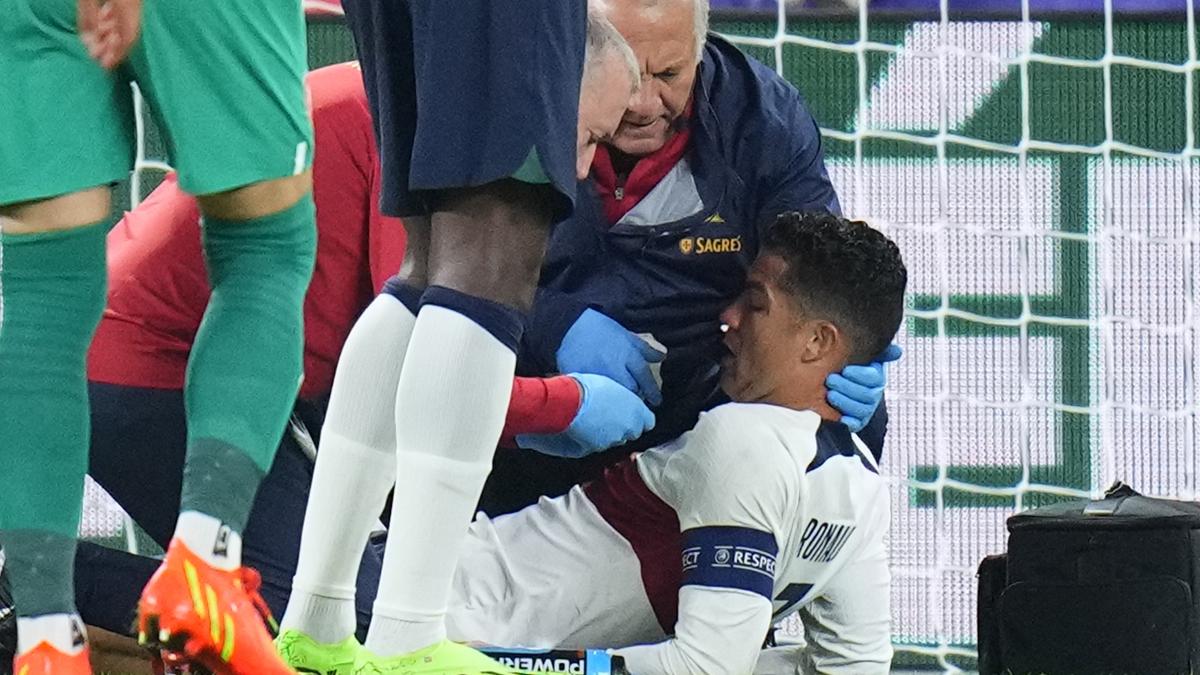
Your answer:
[717,2,1199,669]
[88,2,1200,670]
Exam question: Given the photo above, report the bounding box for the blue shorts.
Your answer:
[343,0,586,220]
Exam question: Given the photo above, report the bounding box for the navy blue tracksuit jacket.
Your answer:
[486,35,886,514]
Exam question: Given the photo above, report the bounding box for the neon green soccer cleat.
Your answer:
[351,640,537,675]
[276,629,363,675]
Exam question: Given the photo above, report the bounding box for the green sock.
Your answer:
[181,194,316,531]
[0,222,108,616]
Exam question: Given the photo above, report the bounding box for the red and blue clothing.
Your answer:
[75,63,579,639]
[523,35,882,453]
[88,63,405,401]
[86,62,582,435]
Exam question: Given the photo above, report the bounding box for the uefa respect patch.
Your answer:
[680,526,779,599]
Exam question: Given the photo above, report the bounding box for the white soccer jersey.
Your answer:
[445,402,892,675]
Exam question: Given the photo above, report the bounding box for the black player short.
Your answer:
[343,0,586,220]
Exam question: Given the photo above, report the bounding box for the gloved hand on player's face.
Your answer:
[557,308,666,406]
[516,373,657,459]
[825,343,903,432]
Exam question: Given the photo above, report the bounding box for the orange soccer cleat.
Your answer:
[137,538,293,675]
[12,641,92,675]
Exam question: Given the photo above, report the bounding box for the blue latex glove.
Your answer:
[826,343,903,432]
[556,308,666,405]
[516,373,656,458]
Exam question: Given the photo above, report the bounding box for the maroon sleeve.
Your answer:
[499,376,582,447]
[367,171,407,292]
[363,112,406,291]
[87,175,208,388]
[302,62,406,398]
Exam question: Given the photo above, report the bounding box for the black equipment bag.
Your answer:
[977,482,1200,675]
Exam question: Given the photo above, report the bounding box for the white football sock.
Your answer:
[281,590,358,645]
[174,510,242,571]
[366,305,514,656]
[17,613,87,656]
[282,295,414,644]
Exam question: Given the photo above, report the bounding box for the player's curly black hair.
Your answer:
[762,211,907,364]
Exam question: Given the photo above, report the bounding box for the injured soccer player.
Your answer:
[442,211,908,675]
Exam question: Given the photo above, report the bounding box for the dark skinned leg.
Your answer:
[395,214,430,290]
[367,179,555,655]
[426,180,552,311]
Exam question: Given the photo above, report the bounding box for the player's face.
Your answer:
[578,55,636,180]
[607,0,701,157]
[718,255,803,402]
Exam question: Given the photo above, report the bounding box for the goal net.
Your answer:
[85,2,1198,670]
[718,1,1198,669]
